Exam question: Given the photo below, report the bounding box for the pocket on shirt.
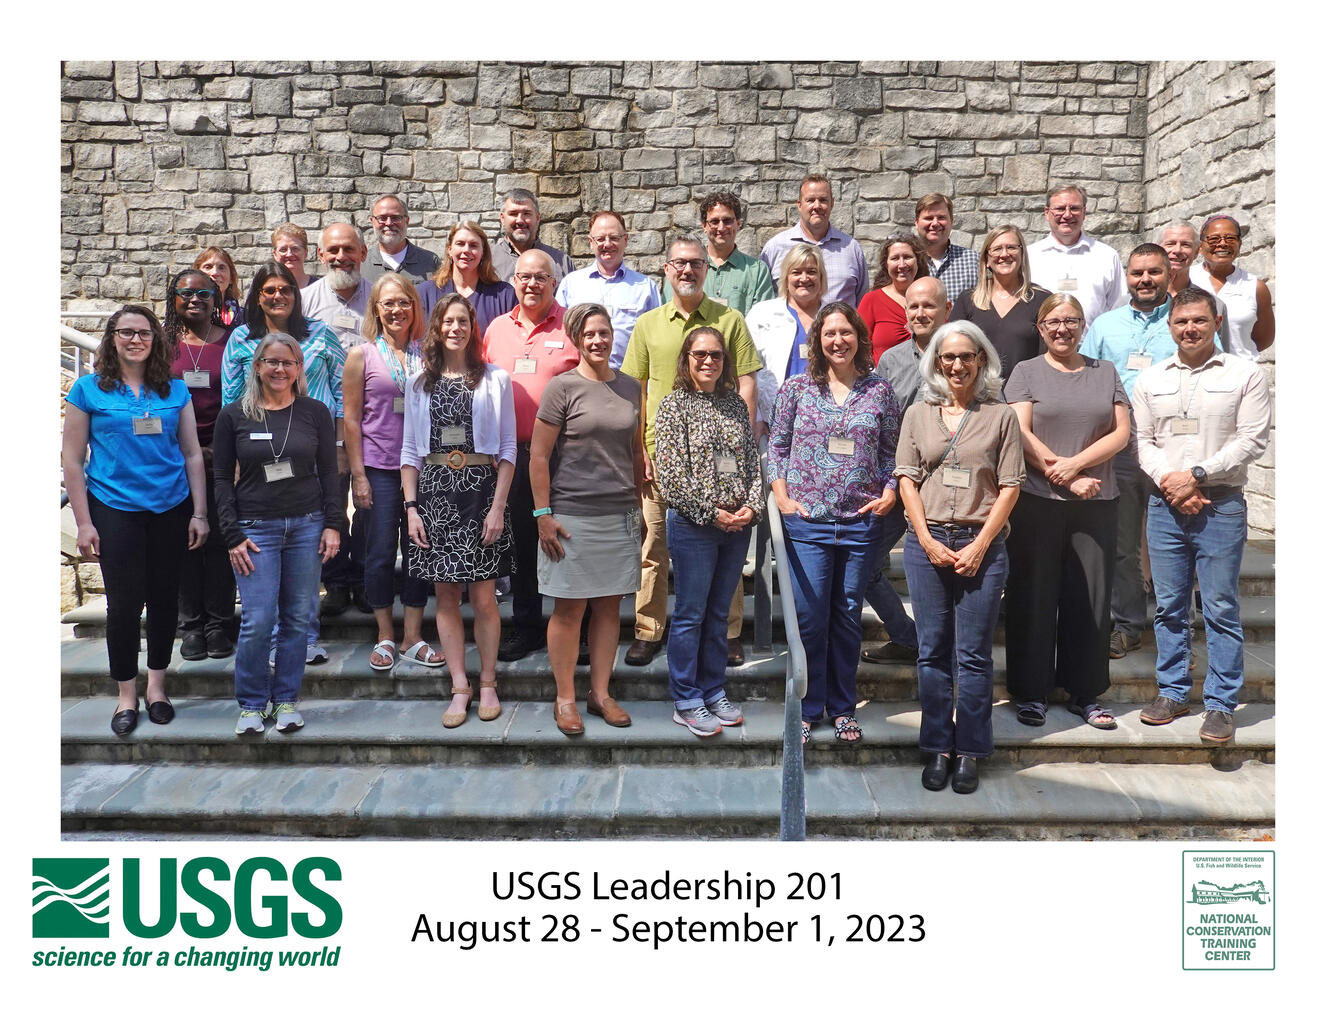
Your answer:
[1200,383,1239,425]
[1145,385,1183,421]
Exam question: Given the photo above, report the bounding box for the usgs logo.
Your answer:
[33,857,342,940]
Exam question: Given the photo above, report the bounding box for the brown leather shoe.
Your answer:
[726,637,745,667]
[624,638,663,666]
[553,700,584,736]
[588,695,632,727]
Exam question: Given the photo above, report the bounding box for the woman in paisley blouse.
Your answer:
[655,327,764,737]
[768,301,901,745]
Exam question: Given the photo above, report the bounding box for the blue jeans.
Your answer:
[1146,492,1247,712]
[861,506,919,648]
[362,466,429,610]
[902,524,1008,758]
[782,512,881,723]
[666,510,751,709]
[235,513,324,712]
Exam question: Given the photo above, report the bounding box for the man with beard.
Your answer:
[491,188,575,284]
[1027,184,1126,323]
[361,194,440,284]
[620,235,762,666]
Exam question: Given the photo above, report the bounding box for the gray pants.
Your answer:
[1112,450,1152,638]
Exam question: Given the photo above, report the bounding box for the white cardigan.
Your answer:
[400,362,517,470]
[746,296,803,425]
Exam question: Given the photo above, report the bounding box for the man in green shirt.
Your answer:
[699,191,777,316]
[621,235,763,665]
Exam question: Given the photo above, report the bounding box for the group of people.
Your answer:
[62,177,1272,796]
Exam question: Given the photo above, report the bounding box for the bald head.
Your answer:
[905,277,951,346]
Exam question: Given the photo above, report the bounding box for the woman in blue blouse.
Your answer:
[768,302,901,744]
[62,306,209,735]
[417,222,518,340]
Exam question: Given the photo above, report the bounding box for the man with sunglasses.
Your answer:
[1027,184,1127,324]
[620,236,763,666]
[360,194,440,284]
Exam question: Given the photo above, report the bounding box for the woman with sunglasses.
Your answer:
[1188,213,1275,359]
[62,306,209,735]
[164,269,236,661]
[654,327,763,736]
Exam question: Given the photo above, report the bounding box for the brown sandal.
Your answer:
[441,683,472,728]
[554,700,584,736]
[478,678,501,722]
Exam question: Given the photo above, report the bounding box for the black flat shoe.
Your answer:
[180,633,207,661]
[205,629,234,659]
[148,699,175,725]
[951,756,979,794]
[111,705,139,736]
[921,753,951,791]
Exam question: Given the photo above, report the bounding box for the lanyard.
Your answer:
[1179,366,1206,420]
[262,404,296,461]
[375,335,419,393]
[937,403,973,466]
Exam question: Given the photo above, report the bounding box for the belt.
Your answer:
[424,451,494,469]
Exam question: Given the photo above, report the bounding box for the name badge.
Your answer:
[249,432,274,441]
[1057,277,1079,291]
[132,416,162,435]
[393,396,405,414]
[714,451,739,474]
[263,459,294,482]
[942,465,972,489]
[333,312,359,330]
[709,296,730,308]
[438,426,467,448]
[827,436,855,457]
[1171,417,1199,435]
[183,369,210,388]
[1126,353,1152,371]
[544,339,566,349]
[514,358,538,374]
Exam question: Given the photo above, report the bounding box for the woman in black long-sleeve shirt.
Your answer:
[214,333,343,735]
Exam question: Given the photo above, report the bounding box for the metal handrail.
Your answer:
[61,325,100,354]
[759,454,808,841]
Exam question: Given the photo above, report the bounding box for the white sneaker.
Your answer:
[273,702,304,733]
[235,710,265,735]
[306,644,328,665]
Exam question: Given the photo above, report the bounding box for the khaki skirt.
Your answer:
[537,509,642,599]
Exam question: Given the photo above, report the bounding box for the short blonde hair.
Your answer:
[777,244,828,302]
[362,272,426,343]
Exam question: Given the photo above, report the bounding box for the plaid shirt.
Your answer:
[930,242,980,302]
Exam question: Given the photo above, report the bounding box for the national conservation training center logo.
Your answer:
[33,858,111,938]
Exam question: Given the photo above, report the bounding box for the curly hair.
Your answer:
[95,305,175,398]
[871,231,930,291]
[419,294,485,393]
[162,268,222,358]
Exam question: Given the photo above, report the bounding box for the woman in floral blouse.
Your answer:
[655,327,764,737]
[769,302,902,745]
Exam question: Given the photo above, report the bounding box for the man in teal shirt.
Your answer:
[698,191,776,316]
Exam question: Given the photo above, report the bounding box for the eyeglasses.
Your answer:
[667,258,706,272]
[689,350,725,363]
[1047,205,1085,215]
[371,214,406,225]
[260,358,299,369]
[260,285,294,298]
[1203,234,1241,246]
[987,244,1021,257]
[515,273,551,285]
[939,352,978,366]
[174,287,216,300]
[378,300,413,311]
[1040,318,1083,331]
[704,217,737,227]
[114,328,154,342]
[274,245,306,257]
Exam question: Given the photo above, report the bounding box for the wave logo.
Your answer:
[33,858,111,938]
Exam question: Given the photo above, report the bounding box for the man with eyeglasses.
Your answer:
[1027,184,1127,324]
[484,250,581,661]
[760,173,868,307]
[491,188,575,285]
[555,210,659,368]
[912,193,978,302]
[620,235,763,666]
[360,194,440,284]
[697,190,775,316]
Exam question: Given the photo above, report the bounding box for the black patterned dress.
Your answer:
[408,376,513,584]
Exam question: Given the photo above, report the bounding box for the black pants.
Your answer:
[177,463,235,637]
[1004,492,1117,707]
[509,443,543,632]
[320,471,367,589]
[88,493,192,681]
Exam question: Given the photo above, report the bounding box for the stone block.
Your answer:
[733,126,776,163]
[512,130,554,170]
[448,182,496,212]
[908,111,1035,139]
[113,144,154,182]
[783,88,833,110]
[622,62,651,89]
[470,123,512,150]
[1001,154,1052,194]
[478,64,522,107]
[699,64,750,89]
[695,126,734,149]
[387,77,445,104]
[1093,114,1128,136]
[623,147,676,171]
[77,101,128,123]
[820,144,881,173]
[793,110,857,143]
[965,81,1011,112]
[1024,62,1079,82]
[613,187,656,214]
[204,77,253,101]
[74,143,113,168]
[645,127,695,148]
[750,63,794,89]
[415,150,459,182]
[833,77,883,113]
[859,113,906,145]
[718,91,758,126]
[857,172,910,200]
[186,138,226,168]
[101,195,127,234]
[348,105,403,134]
[448,77,477,104]
[252,77,293,116]
[571,67,611,97]
[168,102,228,134]
[64,61,113,78]
[428,106,469,148]
[885,88,967,111]
[63,79,114,100]
[155,168,198,191]
[248,153,296,192]
[555,150,600,172]
[528,67,569,93]
[1038,114,1095,136]
[853,201,892,224]
[651,62,696,88]
[583,99,629,131]
[175,207,226,233]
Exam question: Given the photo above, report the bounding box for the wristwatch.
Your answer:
[403,499,419,512]
[1191,466,1207,483]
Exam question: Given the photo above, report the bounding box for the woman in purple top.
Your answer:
[344,273,445,673]
[417,222,518,340]
[768,302,901,745]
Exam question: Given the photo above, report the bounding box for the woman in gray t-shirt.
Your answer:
[1003,293,1130,731]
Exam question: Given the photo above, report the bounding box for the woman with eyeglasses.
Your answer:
[418,222,518,340]
[344,274,444,673]
[62,306,209,735]
[859,231,930,364]
[402,295,516,729]
[1003,293,1130,730]
[1188,213,1275,359]
[221,261,345,663]
[193,246,243,328]
[895,321,1024,792]
[769,302,901,746]
[215,333,343,734]
[164,269,236,662]
[954,224,1052,379]
[654,327,763,736]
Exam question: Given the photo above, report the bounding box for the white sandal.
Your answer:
[400,640,446,668]
[369,639,397,672]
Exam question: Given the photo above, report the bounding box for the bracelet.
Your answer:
[532,506,553,518]
[191,515,208,521]
[404,500,419,511]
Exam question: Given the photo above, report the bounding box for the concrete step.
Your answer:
[59,698,1275,767]
[60,758,1274,840]
[59,637,1275,704]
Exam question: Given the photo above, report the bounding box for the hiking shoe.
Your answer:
[497,628,545,662]
[862,639,918,664]
[1109,630,1141,659]
[1140,695,1190,725]
[306,644,329,665]
[1199,710,1235,744]
[273,702,304,733]
[235,710,265,735]
[706,695,744,727]
[673,705,721,737]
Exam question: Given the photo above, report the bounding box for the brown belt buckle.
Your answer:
[445,450,467,470]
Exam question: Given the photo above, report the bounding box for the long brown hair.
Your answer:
[96,305,175,397]
[429,222,501,289]
[672,326,737,393]
[871,231,930,291]
[420,294,485,392]
[806,302,873,385]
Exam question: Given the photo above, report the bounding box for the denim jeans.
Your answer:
[902,523,1008,758]
[782,512,881,723]
[860,506,919,649]
[666,510,751,709]
[1146,492,1247,712]
[235,512,324,712]
[362,466,429,610]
